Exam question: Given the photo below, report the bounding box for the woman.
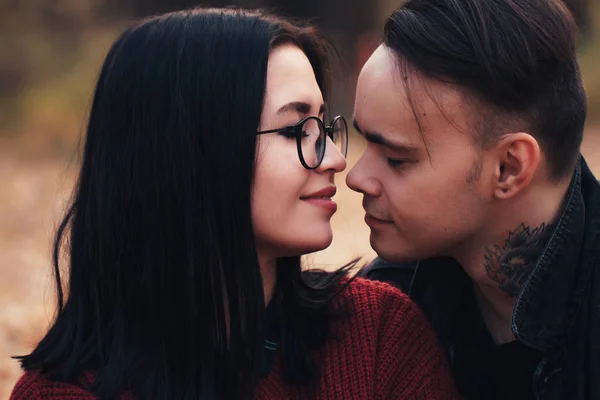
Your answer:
[10,8,458,400]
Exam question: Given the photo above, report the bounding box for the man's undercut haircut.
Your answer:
[384,0,587,180]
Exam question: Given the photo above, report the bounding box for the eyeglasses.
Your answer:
[257,115,348,170]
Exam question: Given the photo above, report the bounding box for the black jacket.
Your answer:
[360,156,600,399]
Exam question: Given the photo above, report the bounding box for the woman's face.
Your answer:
[252,44,346,261]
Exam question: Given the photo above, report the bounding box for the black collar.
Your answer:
[511,159,586,350]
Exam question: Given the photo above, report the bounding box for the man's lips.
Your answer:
[364,213,393,226]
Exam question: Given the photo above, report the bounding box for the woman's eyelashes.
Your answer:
[279,128,298,139]
[278,126,309,139]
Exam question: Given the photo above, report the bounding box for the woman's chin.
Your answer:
[304,239,333,255]
[298,231,334,255]
[276,232,334,258]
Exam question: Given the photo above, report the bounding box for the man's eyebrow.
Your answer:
[277,101,326,116]
[353,119,421,153]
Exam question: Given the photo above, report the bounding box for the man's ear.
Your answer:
[492,133,541,199]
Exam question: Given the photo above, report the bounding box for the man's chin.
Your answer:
[370,237,410,263]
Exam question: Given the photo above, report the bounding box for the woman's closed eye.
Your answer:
[278,127,310,139]
[300,129,310,139]
[278,128,297,139]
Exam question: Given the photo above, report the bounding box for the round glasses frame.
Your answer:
[256,115,348,170]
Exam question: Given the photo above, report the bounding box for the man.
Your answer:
[347,0,600,399]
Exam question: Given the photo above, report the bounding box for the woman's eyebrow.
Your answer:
[277,101,326,116]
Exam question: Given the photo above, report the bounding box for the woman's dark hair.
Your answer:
[16,8,351,399]
[384,0,587,180]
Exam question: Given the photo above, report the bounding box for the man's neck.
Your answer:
[453,179,570,344]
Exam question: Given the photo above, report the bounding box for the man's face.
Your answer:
[347,45,495,262]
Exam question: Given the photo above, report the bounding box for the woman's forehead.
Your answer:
[265,45,323,112]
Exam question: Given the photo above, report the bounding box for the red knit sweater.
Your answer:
[10,278,459,399]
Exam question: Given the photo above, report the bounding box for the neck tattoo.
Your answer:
[483,222,554,297]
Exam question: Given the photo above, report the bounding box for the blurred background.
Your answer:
[0,0,599,396]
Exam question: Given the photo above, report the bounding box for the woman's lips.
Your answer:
[302,197,337,213]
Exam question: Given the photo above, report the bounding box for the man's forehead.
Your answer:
[360,45,396,77]
[357,54,471,140]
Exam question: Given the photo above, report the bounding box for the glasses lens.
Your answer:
[300,117,325,168]
[331,117,348,158]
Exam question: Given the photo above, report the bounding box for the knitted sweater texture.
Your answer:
[10,278,459,399]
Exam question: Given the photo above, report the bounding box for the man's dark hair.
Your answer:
[384,0,587,180]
